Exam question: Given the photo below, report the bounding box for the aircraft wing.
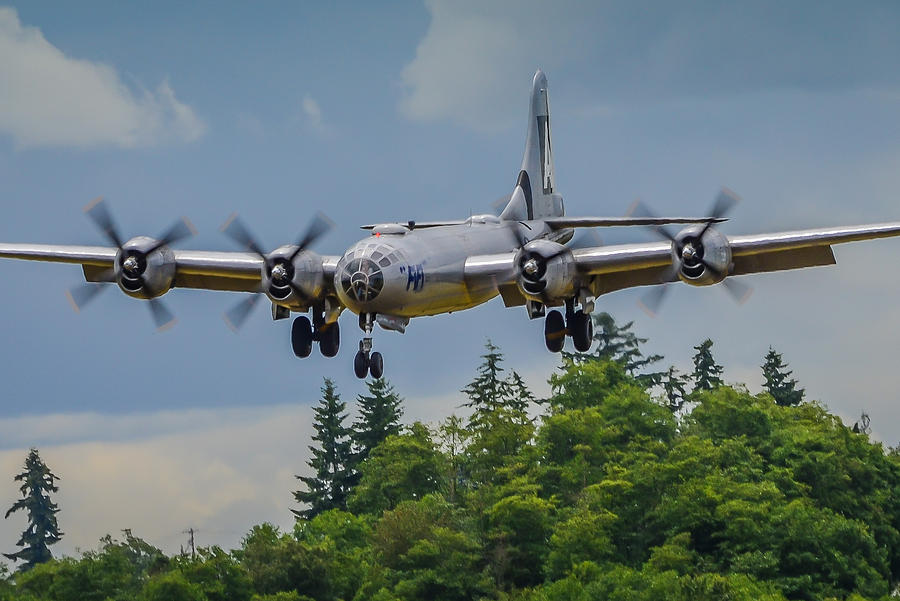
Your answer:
[0,243,283,293]
[466,222,900,303]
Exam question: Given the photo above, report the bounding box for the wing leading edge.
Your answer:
[0,243,274,293]
[465,222,900,302]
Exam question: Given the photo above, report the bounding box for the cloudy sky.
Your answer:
[1,1,900,557]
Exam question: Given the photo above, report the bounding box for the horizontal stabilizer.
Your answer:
[544,216,727,229]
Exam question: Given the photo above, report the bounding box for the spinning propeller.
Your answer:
[66,198,195,331]
[633,188,752,316]
[221,212,333,331]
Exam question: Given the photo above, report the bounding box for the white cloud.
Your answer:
[0,392,471,560]
[0,405,314,558]
[0,7,206,148]
[299,94,330,136]
[400,0,549,132]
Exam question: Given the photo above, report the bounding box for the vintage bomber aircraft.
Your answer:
[2,70,900,379]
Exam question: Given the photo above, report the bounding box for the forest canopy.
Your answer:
[0,314,897,601]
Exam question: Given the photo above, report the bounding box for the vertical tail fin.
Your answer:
[501,69,565,221]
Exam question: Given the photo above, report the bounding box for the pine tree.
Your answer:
[568,312,665,385]
[294,378,353,520]
[351,378,404,465]
[660,365,689,412]
[691,338,724,393]
[761,347,805,407]
[4,448,62,571]
[462,340,511,430]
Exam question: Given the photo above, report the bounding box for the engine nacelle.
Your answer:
[263,246,325,306]
[515,239,577,302]
[116,236,176,299]
[672,226,732,287]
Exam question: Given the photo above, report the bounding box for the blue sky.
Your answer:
[1,1,900,556]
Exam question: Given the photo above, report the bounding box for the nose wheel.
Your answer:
[354,312,384,378]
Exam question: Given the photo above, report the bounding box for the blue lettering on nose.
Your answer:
[405,264,425,292]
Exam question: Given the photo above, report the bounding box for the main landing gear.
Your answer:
[354,312,384,379]
[544,299,593,353]
[291,311,340,358]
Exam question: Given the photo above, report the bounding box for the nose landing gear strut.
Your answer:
[354,312,384,379]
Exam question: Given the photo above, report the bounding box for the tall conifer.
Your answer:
[761,347,804,406]
[691,338,724,393]
[294,378,353,520]
[4,448,62,571]
[351,378,404,466]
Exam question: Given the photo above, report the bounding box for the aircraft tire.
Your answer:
[291,316,313,358]
[354,351,369,379]
[319,322,341,357]
[369,352,384,379]
[544,310,566,353]
[571,311,593,353]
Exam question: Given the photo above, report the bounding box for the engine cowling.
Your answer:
[263,245,325,306]
[115,236,176,299]
[671,225,732,286]
[515,239,577,302]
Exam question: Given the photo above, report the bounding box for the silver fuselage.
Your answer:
[334,217,527,318]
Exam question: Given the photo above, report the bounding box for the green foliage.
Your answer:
[349,423,443,515]
[4,336,899,601]
[691,338,724,392]
[294,378,354,520]
[761,347,804,407]
[140,570,205,601]
[4,448,62,571]
[567,312,665,385]
[351,378,404,467]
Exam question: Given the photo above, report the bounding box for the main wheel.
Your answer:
[369,352,384,379]
[571,311,593,352]
[353,351,369,379]
[319,322,341,357]
[291,316,313,358]
[544,309,566,353]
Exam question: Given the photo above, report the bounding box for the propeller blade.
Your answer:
[722,276,753,304]
[148,298,177,332]
[569,228,603,249]
[223,294,262,332]
[637,265,679,317]
[289,212,334,261]
[148,217,197,253]
[65,267,116,311]
[627,200,677,243]
[699,187,740,238]
[638,284,670,317]
[84,198,124,249]
[221,214,267,258]
[66,283,110,312]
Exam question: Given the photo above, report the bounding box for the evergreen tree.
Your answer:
[4,448,62,571]
[294,378,353,520]
[691,338,724,393]
[660,365,689,412]
[462,340,511,430]
[505,370,536,419]
[351,378,404,465]
[761,347,805,407]
[568,312,665,385]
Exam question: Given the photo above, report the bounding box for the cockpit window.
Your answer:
[340,257,383,303]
